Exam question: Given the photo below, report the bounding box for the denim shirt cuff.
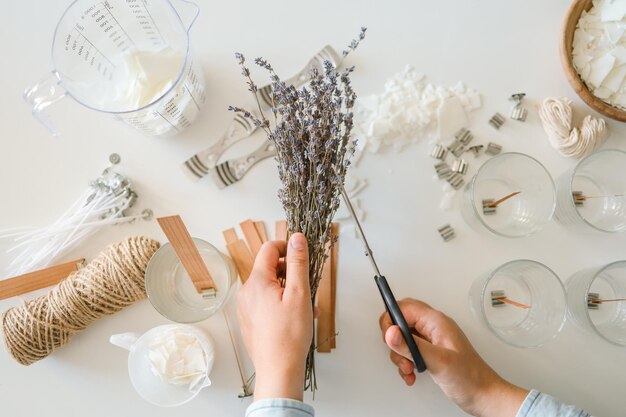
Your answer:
[246,398,315,417]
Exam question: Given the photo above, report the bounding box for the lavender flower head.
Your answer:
[231,27,366,393]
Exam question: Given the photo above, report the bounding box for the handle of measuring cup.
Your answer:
[23,71,67,137]
[172,0,200,32]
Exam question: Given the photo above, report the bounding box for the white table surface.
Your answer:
[1,0,626,416]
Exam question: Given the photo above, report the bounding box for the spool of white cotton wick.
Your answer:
[538,97,608,160]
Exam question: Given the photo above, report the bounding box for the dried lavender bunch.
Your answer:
[230,27,366,393]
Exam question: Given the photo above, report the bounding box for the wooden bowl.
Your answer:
[561,0,626,122]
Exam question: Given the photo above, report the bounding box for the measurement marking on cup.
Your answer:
[101,2,137,48]
[155,111,180,131]
[184,85,201,111]
[140,0,165,45]
[72,26,116,69]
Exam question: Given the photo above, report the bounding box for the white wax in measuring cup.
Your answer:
[110,324,215,407]
[24,0,206,138]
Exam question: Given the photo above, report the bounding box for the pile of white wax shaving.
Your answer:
[148,328,208,391]
[353,65,481,152]
[572,0,626,109]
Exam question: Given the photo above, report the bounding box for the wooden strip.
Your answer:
[316,240,333,353]
[223,228,239,245]
[330,223,339,349]
[240,219,264,257]
[496,297,530,309]
[0,259,84,300]
[255,221,268,243]
[275,220,288,241]
[226,239,254,283]
[589,298,626,303]
[157,215,217,293]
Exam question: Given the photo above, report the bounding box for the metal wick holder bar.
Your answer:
[491,290,506,307]
[509,93,528,122]
[488,113,506,129]
[588,292,601,310]
[482,199,497,215]
[485,142,503,156]
[573,191,585,206]
[437,224,456,242]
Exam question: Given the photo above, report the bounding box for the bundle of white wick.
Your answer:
[538,97,608,159]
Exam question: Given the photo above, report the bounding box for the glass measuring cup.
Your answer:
[24,0,206,137]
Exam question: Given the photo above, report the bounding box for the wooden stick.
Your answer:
[0,259,84,300]
[316,240,333,353]
[223,228,255,284]
[223,228,239,245]
[495,296,530,309]
[226,240,254,284]
[275,220,288,241]
[157,215,218,293]
[589,298,626,303]
[488,191,521,208]
[575,194,624,201]
[240,219,264,257]
[255,221,268,243]
[330,223,339,349]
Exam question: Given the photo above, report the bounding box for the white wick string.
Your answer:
[538,97,608,160]
[0,168,146,277]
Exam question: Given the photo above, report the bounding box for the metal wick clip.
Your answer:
[572,191,585,206]
[340,187,427,373]
[491,290,507,307]
[509,93,528,122]
[490,290,530,309]
[586,293,626,309]
[488,113,506,130]
[437,224,456,242]
[587,292,601,310]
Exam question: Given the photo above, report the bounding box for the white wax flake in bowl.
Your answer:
[573,0,626,109]
[353,65,481,152]
[148,328,208,391]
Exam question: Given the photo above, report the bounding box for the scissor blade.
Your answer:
[340,187,382,277]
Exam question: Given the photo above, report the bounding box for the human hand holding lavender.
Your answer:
[237,234,313,401]
[231,27,366,393]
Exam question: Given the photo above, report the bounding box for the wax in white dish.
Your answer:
[148,328,208,391]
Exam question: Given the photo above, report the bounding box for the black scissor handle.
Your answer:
[375,275,427,373]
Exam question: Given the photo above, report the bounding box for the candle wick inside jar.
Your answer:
[488,191,521,208]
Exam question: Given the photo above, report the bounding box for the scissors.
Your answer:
[341,187,427,373]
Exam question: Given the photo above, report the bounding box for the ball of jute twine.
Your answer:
[1,236,160,366]
[538,97,608,160]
